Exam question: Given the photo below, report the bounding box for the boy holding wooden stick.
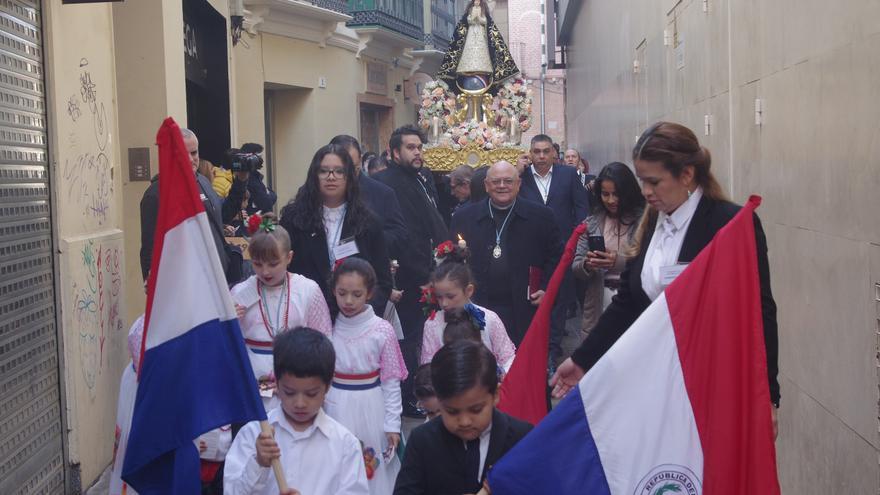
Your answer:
[224,327,369,495]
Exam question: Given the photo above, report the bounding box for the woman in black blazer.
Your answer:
[279,144,392,317]
[551,122,780,431]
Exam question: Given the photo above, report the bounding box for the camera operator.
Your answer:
[220,143,277,225]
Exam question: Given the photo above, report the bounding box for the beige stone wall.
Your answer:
[233,31,418,205]
[44,0,127,486]
[564,0,880,492]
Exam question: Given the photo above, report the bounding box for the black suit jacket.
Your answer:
[281,210,392,318]
[571,196,780,405]
[359,173,408,259]
[519,164,590,237]
[373,163,448,290]
[394,409,532,495]
[449,198,562,345]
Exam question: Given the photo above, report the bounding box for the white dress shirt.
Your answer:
[224,407,368,495]
[530,166,553,203]
[641,187,703,301]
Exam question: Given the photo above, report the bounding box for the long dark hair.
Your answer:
[591,162,645,223]
[280,144,372,236]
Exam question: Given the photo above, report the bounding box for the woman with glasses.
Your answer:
[280,144,392,319]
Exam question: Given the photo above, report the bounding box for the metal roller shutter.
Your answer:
[0,0,64,493]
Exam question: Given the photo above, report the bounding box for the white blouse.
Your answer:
[641,187,703,301]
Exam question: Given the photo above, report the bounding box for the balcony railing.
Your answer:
[346,0,424,42]
[309,0,349,15]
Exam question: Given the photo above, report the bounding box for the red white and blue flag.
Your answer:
[489,196,780,494]
[122,118,265,493]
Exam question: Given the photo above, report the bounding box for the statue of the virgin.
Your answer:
[436,0,519,94]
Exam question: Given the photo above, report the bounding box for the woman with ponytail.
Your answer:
[552,122,780,433]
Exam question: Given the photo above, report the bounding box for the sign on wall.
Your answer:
[366,62,388,95]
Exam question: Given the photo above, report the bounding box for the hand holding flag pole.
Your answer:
[258,421,292,492]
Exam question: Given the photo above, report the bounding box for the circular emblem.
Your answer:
[633,465,702,495]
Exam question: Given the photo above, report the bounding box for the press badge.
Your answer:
[334,237,360,259]
[659,263,689,287]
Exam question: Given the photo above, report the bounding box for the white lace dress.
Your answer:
[231,273,332,410]
[325,309,408,495]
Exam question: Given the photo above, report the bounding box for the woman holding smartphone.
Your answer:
[571,162,645,342]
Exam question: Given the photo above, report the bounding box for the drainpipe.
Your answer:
[540,64,547,134]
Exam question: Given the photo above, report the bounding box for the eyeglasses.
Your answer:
[488,178,516,187]
[318,168,346,179]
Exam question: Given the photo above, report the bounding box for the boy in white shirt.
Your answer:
[224,327,369,495]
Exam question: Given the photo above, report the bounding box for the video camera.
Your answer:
[223,143,264,172]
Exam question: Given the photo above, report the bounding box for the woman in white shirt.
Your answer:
[553,122,780,429]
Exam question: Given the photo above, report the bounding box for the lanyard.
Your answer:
[488,200,516,248]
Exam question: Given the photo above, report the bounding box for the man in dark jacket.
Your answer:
[373,125,448,416]
[450,160,561,345]
[221,143,277,224]
[519,134,590,364]
[140,128,236,283]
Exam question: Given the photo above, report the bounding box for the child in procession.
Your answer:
[393,340,532,495]
[324,258,408,495]
[109,315,144,495]
[420,243,515,371]
[232,214,332,410]
[224,327,369,495]
[412,364,440,422]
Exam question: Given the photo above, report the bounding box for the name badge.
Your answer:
[659,263,689,287]
[333,238,360,260]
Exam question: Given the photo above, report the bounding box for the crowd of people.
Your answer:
[117,120,779,495]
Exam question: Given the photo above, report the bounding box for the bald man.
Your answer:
[449,161,562,345]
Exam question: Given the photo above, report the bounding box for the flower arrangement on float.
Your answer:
[417,80,456,132]
[494,78,533,135]
[438,121,506,151]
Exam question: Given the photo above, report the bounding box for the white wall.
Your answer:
[564,0,880,492]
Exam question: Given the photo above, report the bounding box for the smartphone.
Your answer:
[587,235,606,253]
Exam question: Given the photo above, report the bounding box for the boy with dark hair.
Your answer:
[394,341,532,495]
[224,328,368,495]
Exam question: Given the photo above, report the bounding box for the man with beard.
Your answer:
[373,125,448,417]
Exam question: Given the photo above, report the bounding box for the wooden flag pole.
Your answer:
[260,420,290,492]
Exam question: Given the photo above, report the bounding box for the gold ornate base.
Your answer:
[423,144,524,172]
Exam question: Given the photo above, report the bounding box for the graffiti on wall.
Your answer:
[61,58,115,226]
[70,237,124,398]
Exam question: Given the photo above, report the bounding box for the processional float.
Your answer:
[420,0,534,172]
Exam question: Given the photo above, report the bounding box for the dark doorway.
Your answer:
[184,0,230,166]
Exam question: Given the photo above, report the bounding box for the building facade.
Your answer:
[0,0,464,492]
[557,0,880,492]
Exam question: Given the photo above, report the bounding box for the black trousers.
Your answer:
[396,286,428,417]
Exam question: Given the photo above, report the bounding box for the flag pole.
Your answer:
[260,421,290,492]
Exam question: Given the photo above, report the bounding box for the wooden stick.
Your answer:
[260,420,290,492]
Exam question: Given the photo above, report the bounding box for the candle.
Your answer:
[432,116,439,141]
[457,235,467,249]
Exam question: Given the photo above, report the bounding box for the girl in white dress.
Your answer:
[231,214,332,410]
[421,243,516,370]
[324,258,408,495]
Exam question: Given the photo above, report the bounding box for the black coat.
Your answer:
[449,198,562,345]
[393,409,532,495]
[373,163,448,290]
[140,173,229,281]
[519,164,590,237]
[359,173,408,260]
[570,196,781,405]
[281,209,392,319]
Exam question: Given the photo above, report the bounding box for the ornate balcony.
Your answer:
[428,0,457,51]
[346,0,424,44]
